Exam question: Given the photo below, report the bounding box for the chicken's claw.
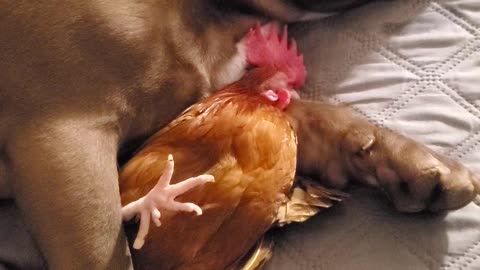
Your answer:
[121,154,214,249]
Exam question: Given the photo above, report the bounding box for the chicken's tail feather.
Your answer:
[276,176,348,227]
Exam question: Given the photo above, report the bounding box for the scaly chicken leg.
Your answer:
[122,154,214,249]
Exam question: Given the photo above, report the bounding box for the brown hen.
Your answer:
[119,24,344,270]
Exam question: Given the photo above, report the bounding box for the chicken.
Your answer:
[119,24,343,270]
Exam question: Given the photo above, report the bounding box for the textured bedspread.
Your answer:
[266,0,480,269]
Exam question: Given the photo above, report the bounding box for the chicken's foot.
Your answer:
[121,154,214,249]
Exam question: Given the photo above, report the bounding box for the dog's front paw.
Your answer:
[343,127,480,212]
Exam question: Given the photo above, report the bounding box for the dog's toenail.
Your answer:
[361,138,375,151]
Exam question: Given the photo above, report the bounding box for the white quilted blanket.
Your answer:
[266,0,480,269]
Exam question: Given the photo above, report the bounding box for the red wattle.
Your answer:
[276,88,291,110]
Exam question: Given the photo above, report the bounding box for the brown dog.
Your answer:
[0,0,478,269]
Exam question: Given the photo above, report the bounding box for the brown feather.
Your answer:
[119,68,297,270]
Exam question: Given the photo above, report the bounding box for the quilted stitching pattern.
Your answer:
[266,1,480,269]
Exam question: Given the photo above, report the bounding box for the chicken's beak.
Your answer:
[290,90,300,99]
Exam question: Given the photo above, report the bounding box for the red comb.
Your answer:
[246,23,306,89]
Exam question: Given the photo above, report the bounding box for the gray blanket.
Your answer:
[267,0,480,269]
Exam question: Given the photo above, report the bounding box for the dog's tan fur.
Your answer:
[0,0,478,269]
[0,1,259,269]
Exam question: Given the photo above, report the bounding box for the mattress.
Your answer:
[265,0,480,269]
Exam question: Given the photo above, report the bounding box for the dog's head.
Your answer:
[212,0,376,22]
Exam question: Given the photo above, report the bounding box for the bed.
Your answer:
[265,0,480,269]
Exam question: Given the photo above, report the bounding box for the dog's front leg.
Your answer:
[287,99,480,212]
[6,118,132,270]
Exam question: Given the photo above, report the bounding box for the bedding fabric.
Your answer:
[266,0,480,269]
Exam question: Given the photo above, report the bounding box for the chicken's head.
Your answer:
[245,23,306,110]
